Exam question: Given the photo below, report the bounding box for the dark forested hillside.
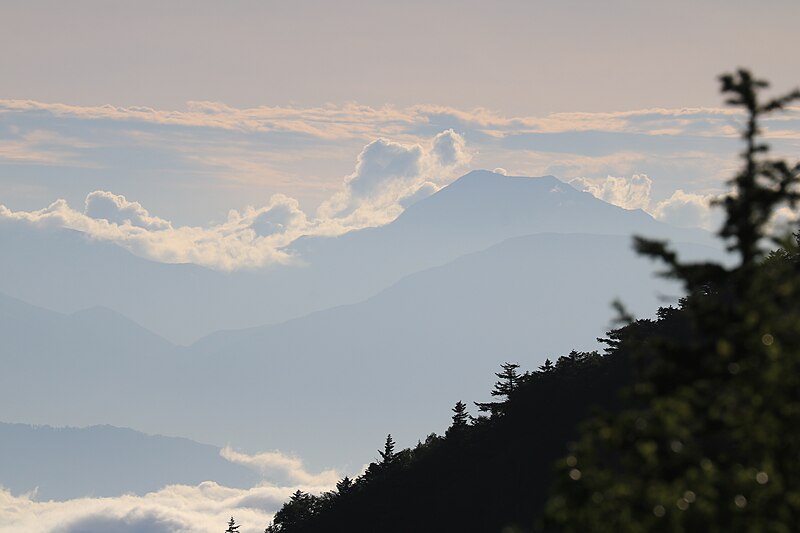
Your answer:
[261,300,702,532]
[259,336,641,532]
[261,70,800,533]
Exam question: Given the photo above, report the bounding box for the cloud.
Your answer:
[0,131,470,270]
[570,174,653,211]
[317,129,471,228]
[431,129,469,167]
[84,191,171,231]
[0,482,316,533]
[1,448,341,533]
[220,448,339,487]
[770,206,800,235]
[570,174,726,231]
[651,189,722,231]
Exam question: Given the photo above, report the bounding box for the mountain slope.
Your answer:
[0,172,713,343]
[178,232,720,468]
[0,292,182,430]
[0,422,259,500]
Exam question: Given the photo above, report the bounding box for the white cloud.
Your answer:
[570,174,725,231]
[317,130,471,229]
[0,448,341,533]
[0,131,470,271]
[84,191,171,231]
[651,189,721,231]
[570,174,653,211]
[0,482,312,533]
[431,129,469,168]
[220,447,339,487]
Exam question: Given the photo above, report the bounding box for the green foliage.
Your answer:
[545,70,800,532]
[262,69,799,533]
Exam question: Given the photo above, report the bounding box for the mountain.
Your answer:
[0,292,182,430]
[0,422,259,500]
[180,231,720,468]
[1,231,719,472]
[0,172,714,344]
[0,171,723,474]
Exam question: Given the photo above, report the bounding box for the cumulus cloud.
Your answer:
[317,129,471,228]
[84,191,171,231]
[570,174,725,231]
[0,196,300,271]
[651,189,722,231]
[570,174,653,211]
[0,130,470,271]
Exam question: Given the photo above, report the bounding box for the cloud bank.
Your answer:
[0,130,470,270]
[0,448,340,533]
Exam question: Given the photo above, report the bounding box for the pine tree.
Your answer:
[225,516,240,533]
[546,69,800,532]
[538,358,554,373]
[475,362,521,415]
[451,401,469,429]
[379,434,396,465]
[336,476,353,495]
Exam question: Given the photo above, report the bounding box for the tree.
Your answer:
[475,362,521,415]
[379,434,396,465]
[267,490,319,532]
[225,516,240,533]
[451,401,470,429]
[336,476,353,495]
[538,358,554,373]
[545,70,800,532]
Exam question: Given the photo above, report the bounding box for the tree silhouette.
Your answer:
[545,69,800,532]
[267,490,318,532]
[336,476,353,495]
[450,401,470,429]
[379,434,396,465]
[475,362,521,415]
[225,516,240,533]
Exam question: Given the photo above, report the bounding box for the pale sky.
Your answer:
[0,0,798,262]
[2,0,798,113]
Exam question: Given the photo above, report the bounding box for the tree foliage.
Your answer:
[475,362,522,415]
[225,516,240,533]
[545,69,800,532]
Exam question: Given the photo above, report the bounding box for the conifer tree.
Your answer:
[225,516,240,533]
[379,434,396,465]
[475,362,521,415]
[451,401,470,429]
[336,476,353,494]
[546,69,800,532]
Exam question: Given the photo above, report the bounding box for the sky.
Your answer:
[2,3,800,531]
[1,1,799,248]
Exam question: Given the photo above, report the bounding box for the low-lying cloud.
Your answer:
[1,448,340,533]
[0,130,470,271]
[220,447,339,487]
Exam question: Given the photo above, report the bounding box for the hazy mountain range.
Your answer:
[1,170,724,492]
[0,422,258,501]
